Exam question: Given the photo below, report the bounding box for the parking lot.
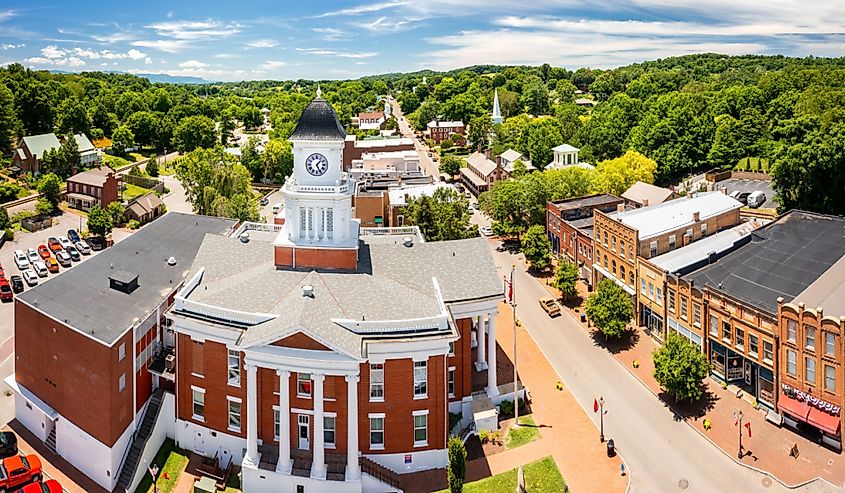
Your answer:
[713,178,777,208]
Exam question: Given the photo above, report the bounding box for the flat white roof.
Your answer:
[427,120,464,128]
[649,221,761,273]
[354,137,414,148]
[552,144,579,153]
[612,192,742,240]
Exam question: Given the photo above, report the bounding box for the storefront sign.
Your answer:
[782,384,841,416]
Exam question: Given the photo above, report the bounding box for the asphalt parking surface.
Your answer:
[713,178,777,208]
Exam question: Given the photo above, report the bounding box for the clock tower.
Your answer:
[274,92,360,270]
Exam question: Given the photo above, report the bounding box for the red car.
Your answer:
[14,479,61,493]
[46,238,62,254]
[0,278,11,302]
[0,455,42,492]
[36,246,50,260]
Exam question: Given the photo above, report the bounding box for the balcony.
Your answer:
[257,446,348,481]
[148,346,176,382]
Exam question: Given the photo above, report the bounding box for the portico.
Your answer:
[472,312,499,397]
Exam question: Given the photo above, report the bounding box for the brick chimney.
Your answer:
[692,211,700,222]
[642,198,649,207]
[617,203,625,213]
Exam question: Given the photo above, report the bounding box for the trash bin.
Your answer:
[606,438,615,457]
[581,313,586,323]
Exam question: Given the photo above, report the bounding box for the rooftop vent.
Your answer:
[239,232,250,243]
[403,237,413,247]
[302,284,314,298]
[109,270,139,294]
[167,256,177,266]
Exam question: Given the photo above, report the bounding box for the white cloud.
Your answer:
[296,47,378,58]
[0,9,17,22]
[1,43,24,50]
[131,39,188,53]
[144,57,153,65]
[41,45,65,59]
[312,27,347,41]
[91,32,136,43]
[262,60,287,69]
[179,59,208,69]
[145,19,240,40]
[247,39,278,48]
[26,54,85,67]
[214,53,236,59]
[66,47,148,60]
[316,1,408,17]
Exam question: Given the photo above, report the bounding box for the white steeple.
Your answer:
[492,88,503,124]
[316,84,322,98]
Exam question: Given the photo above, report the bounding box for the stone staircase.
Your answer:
[44,426,57,454]
[361,456,403,492]
[116,388,165,491]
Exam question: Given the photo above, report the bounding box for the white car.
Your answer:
[13,250,29,270]
[75,241,91,255]
[58,236,73,251]
[32,260,48,277]
[22,269,38,286]
[480,226,494,236]
[27,248,40,264]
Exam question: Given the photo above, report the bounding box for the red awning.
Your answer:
[778,391,811,420]
[807,407,842,435]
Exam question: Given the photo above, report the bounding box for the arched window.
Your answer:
[620,240,626,259]
[611,236,617,252]
[612,260,617,275]
[620,265,626,282]
[629,271,635,286]
[604,254,608,269]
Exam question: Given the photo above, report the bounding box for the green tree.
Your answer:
[585,279,633,339]
[225,193,260,222]
[241,106,264,129]
[510,159,527,179]
[467,115,492,150]
[439,154,462,177]
[57,98,91,134]
[413,101,441,131]
[592,150,657,195]
[38,173,63,209]
[35,198,54,215]
[0,206,10,230]
[553,260,579,300]
[126,111,160,148]
[262,139,294,183]
[447,436,467,493]
[577,93,643,163]
[59,134,80,173]
[146,154,159,177]
[523,79,550,116]
[175,147,259,219]
[0,183,20,204]
[112,125,135,156]
[484,179,528,238]
[173,115,216,153]
[87,204,113,237]
[0,83,17,154]
[520,224,552,271]
[107,201,126,227]
[404,188,477,241]
[652,332,710,402]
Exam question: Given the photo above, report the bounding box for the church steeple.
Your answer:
[492,88,503,124]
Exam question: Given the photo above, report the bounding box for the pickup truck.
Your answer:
[539,297,561,317]
[0,454,42,492]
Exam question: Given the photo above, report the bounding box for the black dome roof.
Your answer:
[289,97,347,141]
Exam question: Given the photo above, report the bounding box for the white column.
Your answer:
[475,315,487,371]
[345,375,361,480]
[487,314,499,397]
[245,364,259,464]
[311,374,326,479]
[276,370,292,474]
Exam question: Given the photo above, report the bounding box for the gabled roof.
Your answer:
[73,133,96,153]
[427,120,464,128]
[127,192,164,216]
[552,144,579,153]
[466,152,497,176]
[66,166,116,187]
[500,149,523,162]
[21,133,60,159]
[289,97,346,141]
[621,181,676,206]
[358,111,385,120]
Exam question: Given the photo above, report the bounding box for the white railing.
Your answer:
[175,298,276,326]
[360,226,424,241]
[336,314,448,335]
[233,221,283,237]
[284,178,351,194]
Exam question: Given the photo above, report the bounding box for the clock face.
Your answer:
[305,153,329,176]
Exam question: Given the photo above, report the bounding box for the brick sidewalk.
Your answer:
[545,276,845,488]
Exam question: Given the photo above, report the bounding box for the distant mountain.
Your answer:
[48,69,212,85]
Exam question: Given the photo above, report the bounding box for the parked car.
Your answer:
[37,245,50,260]
[21,270,38,286]
[728,190,750,205]
[31,261,48,278]
[55,251,71,267]
[0,279,11,302]
[26,249,39,265]
[0,454,43,491]
[74,241,91,255]
[9,276,23,294]
[57,236,73,251]
[15,479,62,493]
[45,258,59,274]
[66,246,80,262]
[747,191,766,208]
[479,226,494,236]
[259,197,269,206]
[539,297,561,317]
[12,251,28,270]
[0,433,17,460]
[67,229,81,243]
[46,238,62,254]
[86,236,105,251]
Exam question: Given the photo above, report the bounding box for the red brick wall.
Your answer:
[15,301,133,446]
[100,173,120,207]
[273,333,331,351]
[450,318,472,401]
[274,246,358,271]
[342,140,415,169]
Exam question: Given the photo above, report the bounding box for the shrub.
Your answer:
[447,436,466,493]
[35,198,54,215]
[127,219,141,230]
[497,398,525,418]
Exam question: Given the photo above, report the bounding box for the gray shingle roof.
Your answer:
[73,133,95,153]
[289,97,346,141]
[177,234,503,356]
[21,133,60,159]
[18,213,238,346]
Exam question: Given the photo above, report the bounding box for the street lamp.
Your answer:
[599,396,606,443]
[734,410,744,460]
[511,264,519,428]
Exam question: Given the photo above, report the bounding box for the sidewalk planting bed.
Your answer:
[439,456,565,493]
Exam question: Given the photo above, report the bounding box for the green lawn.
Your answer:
[436,456,565,493]
[103,153,132,168]
[133,439,189,493]
[734,156,770,172]
[123,183,153,201]
[505,414,541,449]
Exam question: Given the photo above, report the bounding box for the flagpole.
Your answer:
[512,264,519,428]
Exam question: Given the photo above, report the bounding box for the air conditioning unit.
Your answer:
[165,354,176,372]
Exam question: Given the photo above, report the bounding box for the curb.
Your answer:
[555,301,837,491]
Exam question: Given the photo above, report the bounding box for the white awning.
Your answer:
[4,374,59,421]
[592,264,636,296]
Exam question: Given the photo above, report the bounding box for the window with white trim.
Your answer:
[118,373,126,392]
[668,288,676,313]
[763,341,773,364]
[787,319,796,343]
[701,223,707,236]
[192,387,205,420]
[227,398,241,432]
[413,361,427,397]
[118,343,126,362]
[649,241,658,258]
[640,279,647,295]
[370,364,384,401]
[805,357,815,384]
[370,416,384,448]
[297,373,311,397]
[324,416,336,446]
[227,349,240,386]
[680,297,688,321]
[709,315,718,337]
[448,342,455,356]
[806,326,815,351]
[748,334,759,357]
[786,350,797,376]
[825,365,836,392]
[273,407,280,440]
[668,235,676,250]
[825,332,836,357]
[448,367,456,398]
[693,303,701,328]
[413,411,428,446]
[656,287,663,306]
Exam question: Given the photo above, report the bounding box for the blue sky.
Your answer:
[1,0,844,81]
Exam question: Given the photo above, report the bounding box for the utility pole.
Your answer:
[599,396,605,442]
[511,264,519,428]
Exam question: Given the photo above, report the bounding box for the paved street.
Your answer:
[486,240,842,493]
[390,97,440,179]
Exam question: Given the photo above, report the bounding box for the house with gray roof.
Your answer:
[12,132,101,173]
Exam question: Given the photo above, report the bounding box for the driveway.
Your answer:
[713,178,777,209]
[486,239,841,493]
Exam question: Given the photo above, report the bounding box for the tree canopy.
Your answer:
[585,279,634,339]
[174,147,259,221]
[404,187,477,241]
[521,225,552,271]
[652,332,710,402]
